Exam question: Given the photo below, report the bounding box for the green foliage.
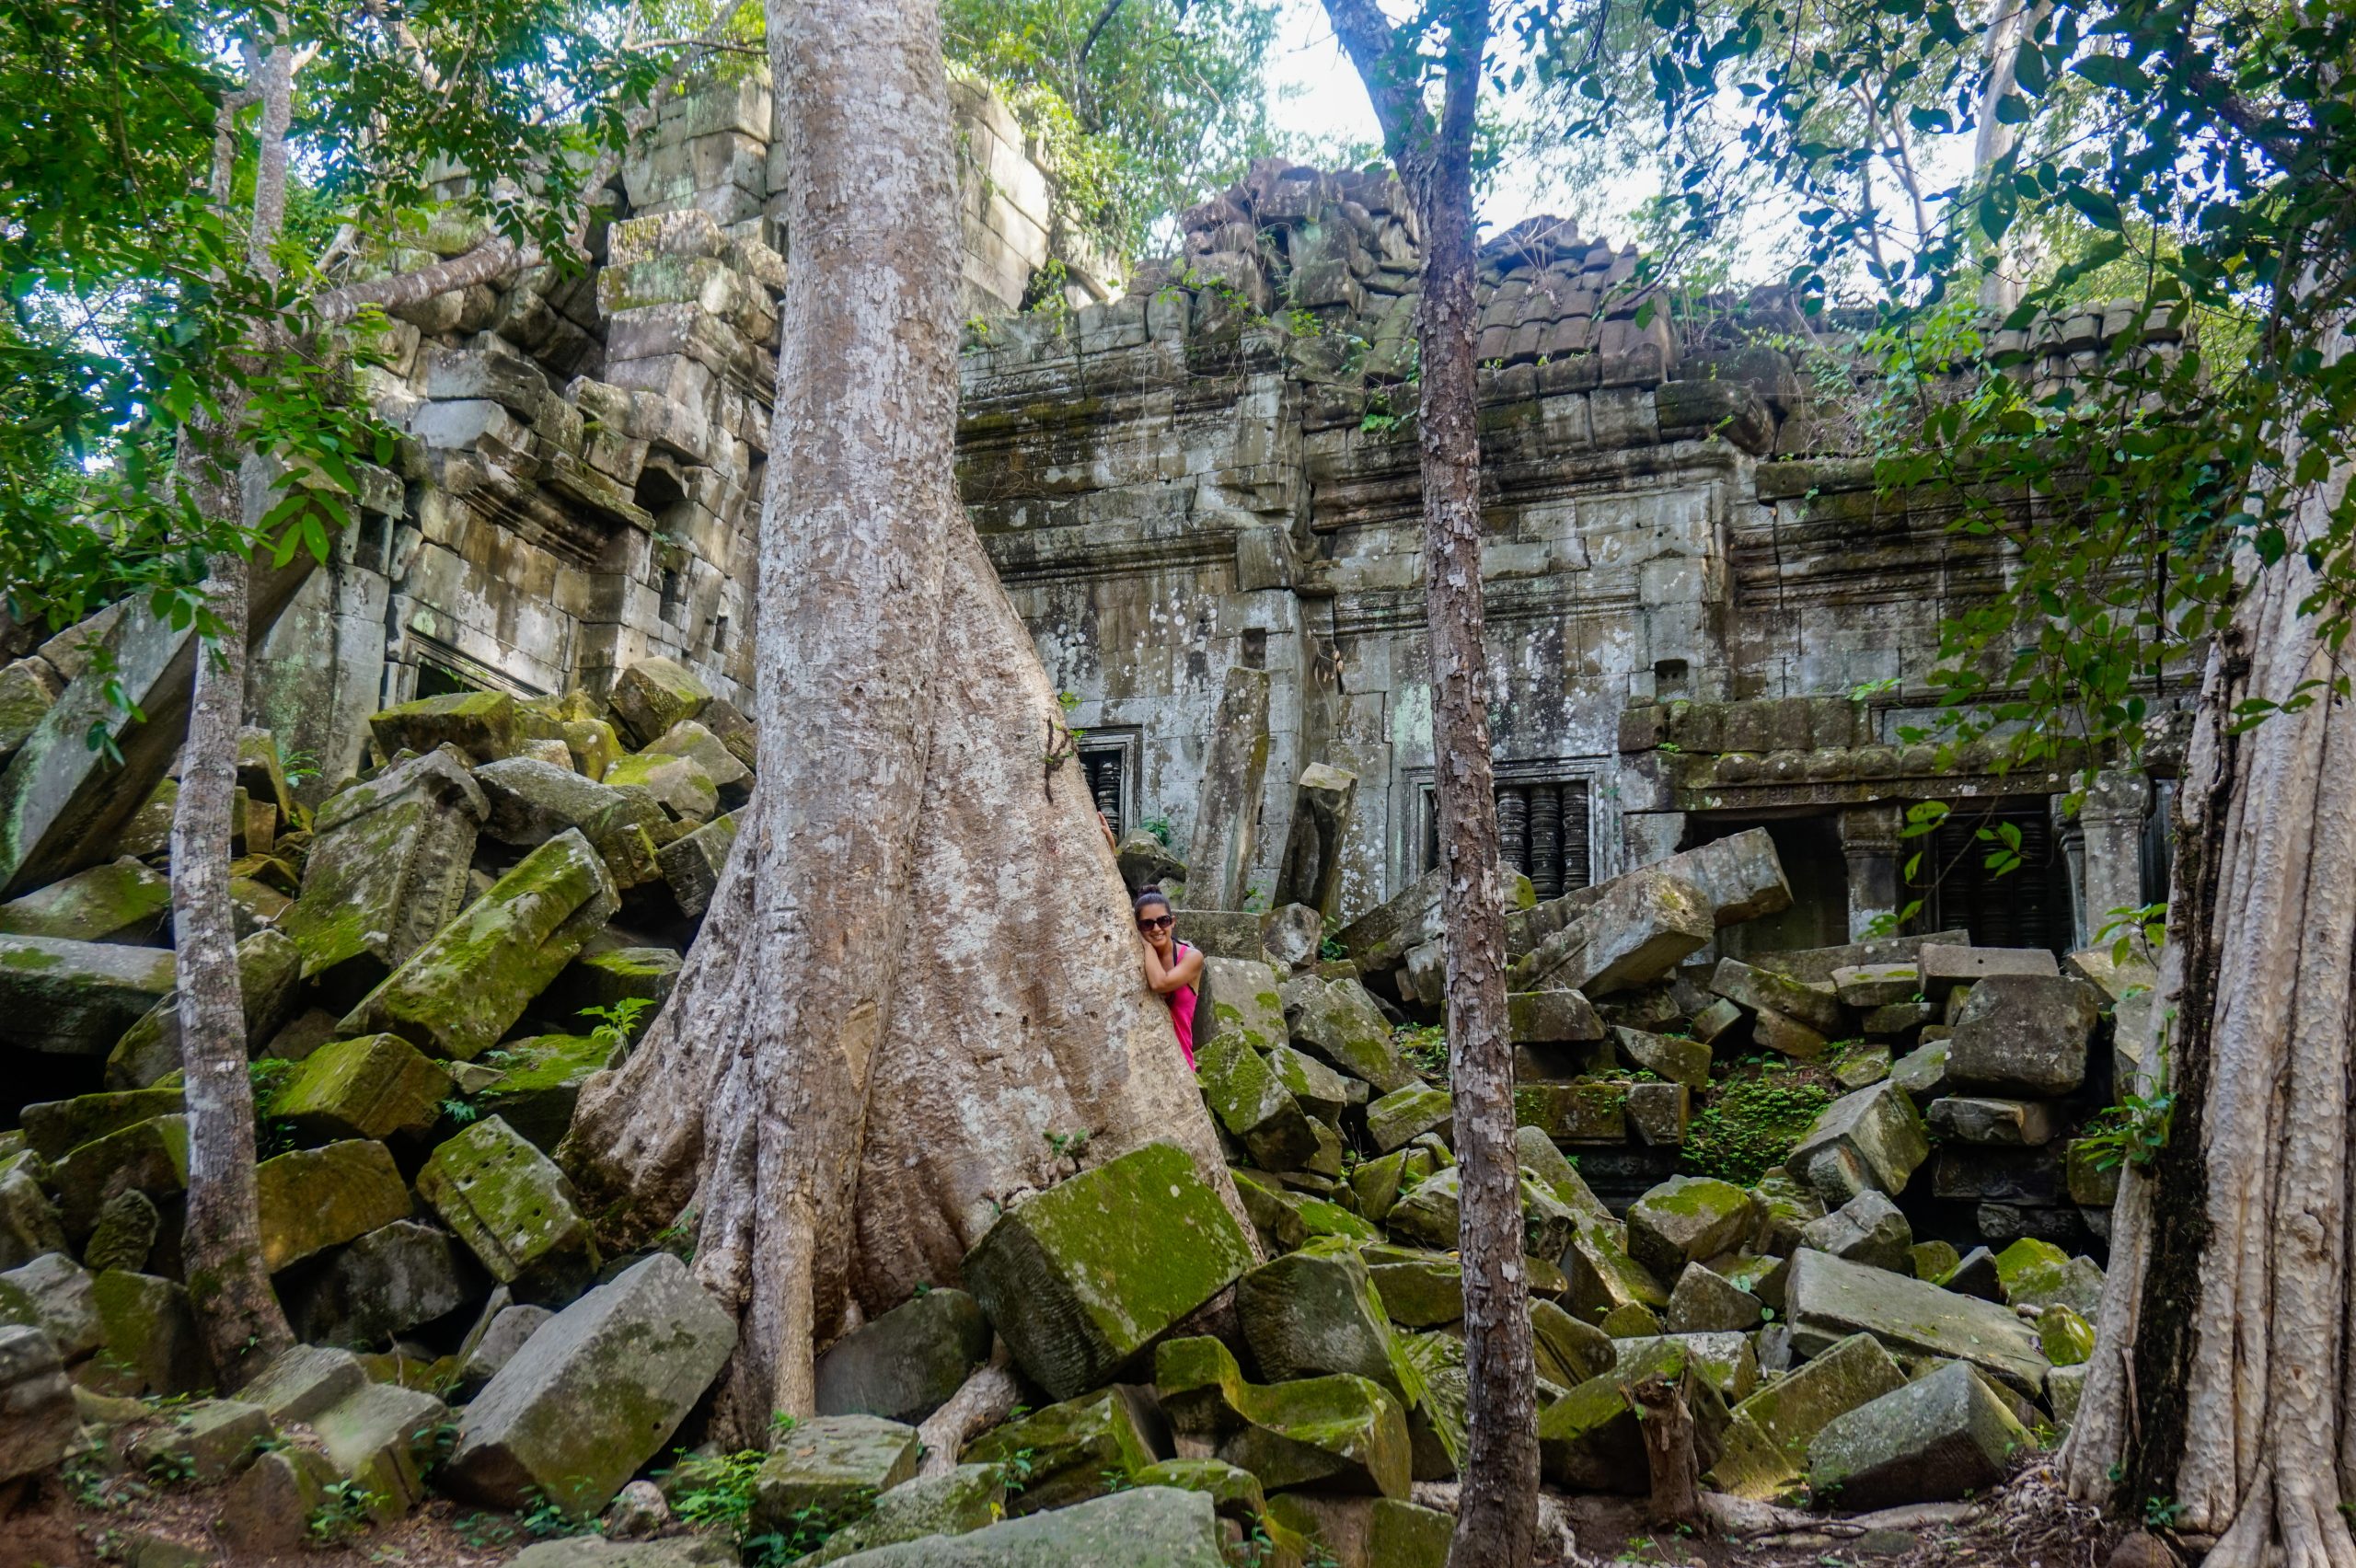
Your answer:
[941,0,1283,253]
[1679,1058,1832,1185]
[1045,1126,1094,1168]
[1139,813,1173,847]
[580,996,653,1055]
[1394,1021,1449,1088]
[518,1482,602,1539]
[306,1479,386,1545]
[441,1096,481,1126]
[2079,1087,2174,1174]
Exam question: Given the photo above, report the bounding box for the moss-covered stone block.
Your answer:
[1239,1237,1424,1410]
[1531,1298,1615,1389]
[281,748,484,1002]
[125,1397,271,1483]
[470,1033,616,1151]
[52,1114,189,1235]
[601,751,719,824]
[1279,975,1416,1092]
[0,858,171,944]
[1610,1026,1710,1090]
[961,1141,1254,1401]
[0,657,61,762]
[798,1464,1008,1564]
[2039,1304,2095,1366]
[537,947,681,1034]
[606,657,711,747]
[0,933,175,1056]
[1702,1410,1801,1502]
[1364,1247,1462,1329]
[0,1252,98,1359]
[270,1033,453,1142]
[1195,1033,1319,1171]
[340,828,619,1061]
[1785,1080,1930,1205]
[1512,1080,1625,1143]
[416,1115,598,1302]
[751,1414,921,1533]
[256,1139,413,1272]
[369,689,519,764]
[1992,1238,2105,1315]
[18,1090,185,1163]
[308,1378,449,1514]
[963,1386,1159,1516]
[84,1269,208,1397]
[1807,1360,2032,1507]
[814,1287,992,1424]
[1538,1339,1730,1493]
[1563,1219,1668,1323]
[1154,1335,1410,1498]
[1624,1176,1757,1282]
[1782,1248,2049,1392]
[1365,1085,1453,1154]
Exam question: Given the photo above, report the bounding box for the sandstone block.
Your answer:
[1511,869,1712,997]
[1610,1025,1710,1089]
[472,756,628,847]
[1786,1080,1929,1205]
[1156,1335,1410,1498]
[1664,1262,1764,1334]
[606,658,711,747]
[1928,1095,2061,1146]
[1798,1190,1913,1273]
[1625,1176,1756,1282]
[1945,974,2098,1097]
[1730,1330,1906,1465]
[814,1287,992,1424]
[0,858,170,944]
[0,1324,76,1482]
[962,1142,1253,1401]
[752,1413,921,1532]
[1917,943,2057,1000]
[370,689,519,765]
[1710,958,1845,1035]
[255,1140,412,1272]
[1807,1360,2032,1507]
[962,1387,1159,1516]
[1195,1034,1319,1170]
[309,1379,449,1512]
[1365,1085,1453,1154]
[288,1220,477,1347]
[445,1253,734,1514]
[821,1485,1223,1566]
[1238,1237,1416,1400]
[416,1116,600,1303]
[270,1032,453,1142]
[1279,974,1416,1091]
[0,933,175,1055]
[1782,1248,2049,1391]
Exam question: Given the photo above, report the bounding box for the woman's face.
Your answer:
[1138,903,1174,951]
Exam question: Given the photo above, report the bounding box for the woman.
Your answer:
[1136,886,1204,1070]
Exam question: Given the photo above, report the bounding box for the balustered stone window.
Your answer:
[1423,773,1593,900]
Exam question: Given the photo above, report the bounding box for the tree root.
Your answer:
[916,1347,1021,1477]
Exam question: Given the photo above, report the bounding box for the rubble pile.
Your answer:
[0,653,2127,1565]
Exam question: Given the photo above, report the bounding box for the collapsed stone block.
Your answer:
[1992,1238,2105,1315]
[1197,955,1288,1050]
[656,809,737,916]
[1785,1080,1929,1205]
[281,747,484,1001]
[239,1343,368,1424]
[1608,1331,1760,1402]
[1365,1085,1453,1153]
[1928,1095,2061,1146]
[1917,943,2058,1001]
[1537,1337,1729,1493]
[18,1089,185,1163]
[1265,1043,1349,1124]
[472,755,629,847]
[255,1139,413,1272]
[1512,1080,1625,1143]
[269,1032,453,1142]
[1782,1248,2049,1391]
[1156,1335,1410,1498]
[445,1253,735,1515]
[824,1486,1225,1565]
[370,689,519,764]
[50,1114,187,1235]
[215,1445,343,1553]
[795,1464,1008,1563]
[340,827,619,1060]
[0,1252,98,1360]
[84,1190,159,1274]
[0,1324,77,1482]
[1509,988,1603,1043]
[0,933,175,1055]
[469,1033,614,1151]
[1514,1124,1609,1220]
[606,657,712,747]
[1945,974,2099,1097]
[603,751,719,824]
[1625,1176,1756,1282]
[814,1287,992,1424]
[106,928,301,1089]
[961,1386,1159,1515]
[288,1220,478,1348]
[1279,974,1416,1091]
[309,1379,450,1513]
[1664,1262,1764,1334]
[961,1141,1254,1401]
[86,1269,209,1397]
[1273,762,1357,916]
[0,1164,65,1273]
[125,1397,271,1483]
[1807,1360,2033,1507]
[416,1116,600,1303]
[1732,1329,1906,1466]
[1510,868,1712,997]
[1563,1220,1669,1322]
[1610,1026,1709,1089]
[1709,958,1845,1035]
[1798,1190,1913,1273]
[1237,1237,1417,1400]
[0,857,171,944]
[1195,1034,1319,1170]
[751,1414,921,1533]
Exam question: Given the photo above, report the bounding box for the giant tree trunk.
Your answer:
[2061,311,2356,1568]
[1318,1,1538,1561]
[561,0,1241,1443]
[175,36,296,1387]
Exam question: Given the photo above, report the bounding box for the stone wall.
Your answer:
[226,80,2182,949]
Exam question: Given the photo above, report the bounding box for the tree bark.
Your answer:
[1970,0,2048,314]
[1628,1371,1703,1528]
[1317,3,1538,1562]
[175,35,296,1388]
[560,0,1244,1445]
[915,1347,1021,1476]
[2061,308,2356,1568]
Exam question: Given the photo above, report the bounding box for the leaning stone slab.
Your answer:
[1195,1033,1319,1170]
[255,1139,412,1272]
[603,751,719,823]
[1238,1237,1418,1401]
[0,1323,77,1482]
[962,1387,1160,1516]
[1273,763,1357,917]
[1279,974,1417,1091]
[1927,1096,2061,1146]
[1197,955,1289,1050]
[1510,869,1712,997]
[1537,1337,1730,1493]
[106,927,300,1089]
[0,1252,98,1360]
[1508,828,1792,959]
[370,689,519,764]
[18,1089,185,1163]
[238,1343,367,1424]
[472,755,629,847]
[125,1397,271,1483]
[1265,1043,1349,1124]
[51,1114,188,1234]
[0,933,174,1055]
[1782,1248,2050,1392]
[280,746,485,1001]
[309,1379,449,1512]
[1785,1080,1929,1205]
[814,1287,992,1424]
[1563,1220,1669,1322]
[1798,1190,1913,1274]
[269,1032,453,1142]
[288,1220,476,1348]
[962,1142,1253,1401]
[416,1115,600,1303]
[1945,974,2099,1097]
[1732,1330,1907,1464]
[0,858,170,944]
[1709,958,1845,1035]
[606,657,711,747]
[468,1033,613,1151]
[1807,1359,2033,1507]
[822,1485,1224,1567]
[340,827,619,1060]
[86,1269,208,1396]
[1366,1085,1453,1154]
[655,809,737,915]
[1611,1026,1710,1090]
[1515,1124,1610,1220]
[751,1413,922,1532]
[1664,1262,1765,1334]
[444,1253,735,1515]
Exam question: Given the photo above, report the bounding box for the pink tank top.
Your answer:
[1168,941,1198,1070]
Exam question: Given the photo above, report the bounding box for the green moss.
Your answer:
[1678,1058,1835,1185]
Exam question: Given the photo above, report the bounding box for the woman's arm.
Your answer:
[1141,939,1195,995]
[1169,943,1205,990]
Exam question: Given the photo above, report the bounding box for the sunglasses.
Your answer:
[1138,915,1174,931]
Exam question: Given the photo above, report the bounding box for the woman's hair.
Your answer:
[1133,887,1172,915]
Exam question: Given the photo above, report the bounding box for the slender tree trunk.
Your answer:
[1629,1371,1703,1528]
[1317,2,1537,1561]
[1971,0,2047,314]
[2061,310,2356,1568]
[175,35,296,1386]
[560,0,1244,1443]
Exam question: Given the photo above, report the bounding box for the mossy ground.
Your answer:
[1679,1054,1838,1185]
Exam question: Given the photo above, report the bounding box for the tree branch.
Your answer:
[1321,0,1433,172]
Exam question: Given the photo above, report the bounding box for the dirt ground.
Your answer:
[1,1456,2132,1568]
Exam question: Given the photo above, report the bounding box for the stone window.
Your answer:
[1911,800,2075,952]
[1077,730,1141,835]
[1423,775,1592,900]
